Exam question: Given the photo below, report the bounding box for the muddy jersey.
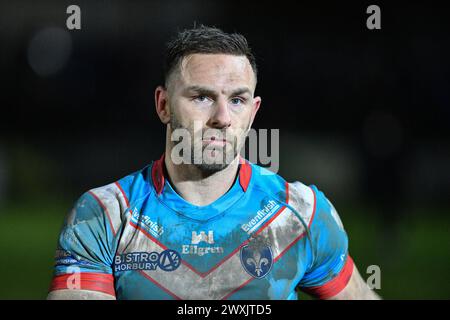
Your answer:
[49,155,354,300]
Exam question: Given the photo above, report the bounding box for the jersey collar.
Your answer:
[151,153,252,196]
[150,153,252,221]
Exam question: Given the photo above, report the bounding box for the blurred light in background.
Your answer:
[27,27,72,77]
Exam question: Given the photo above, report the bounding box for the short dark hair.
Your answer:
[164,25,257,86]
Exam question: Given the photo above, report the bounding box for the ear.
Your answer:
[249,96,262,126]
[155,86,170,124]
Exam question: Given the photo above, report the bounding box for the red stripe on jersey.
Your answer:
[302,255,354,299]
[115,181,130,208]
[49,272,116,297]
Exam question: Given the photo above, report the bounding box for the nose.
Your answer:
[207,98,231,129]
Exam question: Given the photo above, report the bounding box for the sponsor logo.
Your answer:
[240,236,273,279]
[114,249,181,272]
[54,250,79,266]
[241,200,280,234]
[191,231,214,244]
[54,249,92,266]
[131,208,164,238]
[181,231,224,257]
[158,249,182,271]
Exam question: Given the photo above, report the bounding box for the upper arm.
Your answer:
[297,185,352,299]
[297,185,380,300]
[48,191,119,298]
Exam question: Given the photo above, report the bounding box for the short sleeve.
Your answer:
[298,185,354,299]
[49,191,118,296]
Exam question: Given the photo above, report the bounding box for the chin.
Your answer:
[194,149,237,172]
[194,162,231,173]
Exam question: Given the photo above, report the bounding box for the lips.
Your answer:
[204,136,227,142]
[202,137,228,146]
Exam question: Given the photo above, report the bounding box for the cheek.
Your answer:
[232,110,252,130]
[178,100,211,123]
[229,117,251,145]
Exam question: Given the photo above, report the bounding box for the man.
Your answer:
[47,26,380,300]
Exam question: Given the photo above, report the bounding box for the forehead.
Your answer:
[177,53,256,90]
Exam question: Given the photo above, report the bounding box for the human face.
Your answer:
[158,53,261,172]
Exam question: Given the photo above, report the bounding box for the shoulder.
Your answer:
[248,161,331,229]
[74,164,152,234]
[247,162,287,197]
[89,164,152,207]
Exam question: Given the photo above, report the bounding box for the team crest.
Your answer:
[240,235,273,279]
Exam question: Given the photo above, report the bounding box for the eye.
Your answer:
[193,95,214,106]
[194,95,208,103]
[230,97,244,106]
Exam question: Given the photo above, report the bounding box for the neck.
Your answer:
[163,149,240,206]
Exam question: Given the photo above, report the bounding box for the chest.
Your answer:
[112,201,308,299]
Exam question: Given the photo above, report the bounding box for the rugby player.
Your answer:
[47,26,380,300]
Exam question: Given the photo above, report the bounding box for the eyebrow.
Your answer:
[230,87,252,97]
[184,85,252,97]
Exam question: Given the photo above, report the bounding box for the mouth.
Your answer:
[202,136,228,147]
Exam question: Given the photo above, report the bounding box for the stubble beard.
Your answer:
[169,112,242,173]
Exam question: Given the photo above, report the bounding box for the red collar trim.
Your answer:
[151,154,166,195]
[238,157,252,192]
[151,154,252,195]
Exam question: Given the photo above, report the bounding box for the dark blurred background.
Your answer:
[0,0,449,299]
